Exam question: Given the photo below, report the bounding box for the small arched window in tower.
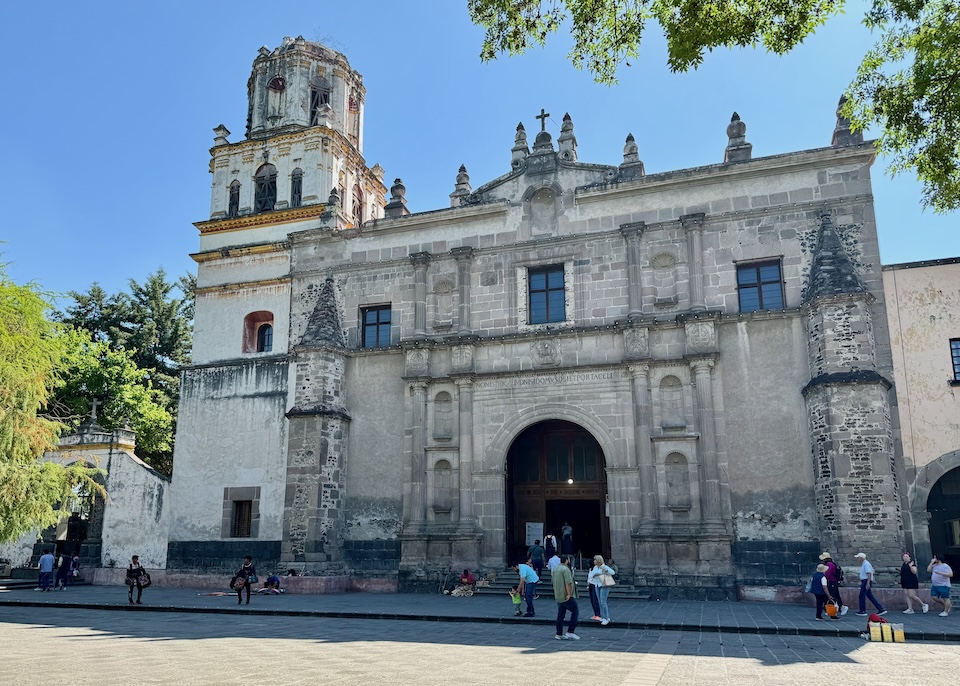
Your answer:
[290,168,303,208]
[243,311,274,353]
[227,180,240,218]
[256,323,273,353]
[309,77,331,126]
[352,184,364,225]
[254,164,277,213]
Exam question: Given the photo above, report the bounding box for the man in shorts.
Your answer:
[927,554,954,617]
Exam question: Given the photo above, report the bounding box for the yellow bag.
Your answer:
[868,621,883,642]
[891,623,906,643]
[881,623,893,642]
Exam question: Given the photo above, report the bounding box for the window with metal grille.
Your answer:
[361,305,391,348]
[232,501,252,538]
[290,168,302,208]
[737,260,784,312]
[528,266,566,324]
[951,339,960,382]
[227,180,240,218]
[254,164,277,213]
[309,81,330,125]
[256,324,273,353]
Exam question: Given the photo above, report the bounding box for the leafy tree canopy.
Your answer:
[468,0,960,212]
[0,265,102,544]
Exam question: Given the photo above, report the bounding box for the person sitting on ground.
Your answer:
[257,574,283,594]
[459,569,475,587]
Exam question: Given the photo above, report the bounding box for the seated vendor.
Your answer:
[459,569,475,587]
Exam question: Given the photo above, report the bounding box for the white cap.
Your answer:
[854,552,867,559]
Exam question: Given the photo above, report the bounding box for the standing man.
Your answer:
[552,554,580,640]
[546,551,562,572]
[37,548,55,592]
[528,539,545,576]
[854,552,886,616]
[513,559,539,617]
[560,522,574,555]
[928,554,953,617]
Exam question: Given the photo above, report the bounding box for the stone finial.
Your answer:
[512,122,530,169]
[449,164,473,207]
[371,163,385,180]
[558,112,578,162]
[620,133,645,177]
[300,276,346,348]
[832,95,863,147]
[724,112,752,163]
[533,128,554,154]
[213,124,231,147]
[384,178,410,218]
[804,212,868,303]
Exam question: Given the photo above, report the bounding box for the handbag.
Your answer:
[231,576,246,591]
[247,574,259,584]
[139,573,152,588]
[600,572,616,587]
[125,576,136,587]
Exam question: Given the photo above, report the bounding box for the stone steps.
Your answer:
[471,571,651,601]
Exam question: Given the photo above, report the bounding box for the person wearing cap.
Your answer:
[819,552,848,616]
[854,551,886,616]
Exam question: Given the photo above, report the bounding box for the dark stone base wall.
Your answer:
[733,540,821,586]
[344,540,401,575]
[632,574,738,601]
[167,540,282,573]
[397,568,456,593]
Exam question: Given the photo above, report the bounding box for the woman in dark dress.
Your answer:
[234,556,257,605]
[900,552,928,614]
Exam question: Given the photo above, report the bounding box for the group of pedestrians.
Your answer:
[34,549,80,592]
[808,550,953,620]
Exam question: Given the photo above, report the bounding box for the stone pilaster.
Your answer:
[682,213,706,311]
[691,358,723,529]
[620,222,646,318]
[410,252,431,337]
[451,247,474,335]
[407,381,428,529]
[455,377,476,530]
[628,363,657,528]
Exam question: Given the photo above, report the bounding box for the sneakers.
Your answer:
[841,606,849,616]
[878,610,888,616]
[564,632,580,640]
[600,619,610,626]
[555,634,567,640]
[855,611,868,616]
[523,612,535,617]
[590,615,601,621]
[922,604,930,613]
[903,608,915,614]
[514,610,522,616]
[33,587,42,592]
[939,611,950,617]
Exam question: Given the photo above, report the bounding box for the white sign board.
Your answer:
[525,522,544,547]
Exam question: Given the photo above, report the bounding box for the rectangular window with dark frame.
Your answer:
[951,338,960,383]
[231,500,252,538]
[528,265,566,324]
[361,305,391,348]
[737,260,784,312]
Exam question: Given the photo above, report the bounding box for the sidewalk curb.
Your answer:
[2,600,957,643]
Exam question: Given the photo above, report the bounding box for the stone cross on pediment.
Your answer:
[536,108,550,132]
[89,398,100,422]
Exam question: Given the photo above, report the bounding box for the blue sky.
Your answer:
[1,1,955,299]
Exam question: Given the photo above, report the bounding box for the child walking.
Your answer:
[508,586,523,616]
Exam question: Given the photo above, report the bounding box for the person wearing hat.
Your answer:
[854,552,886,616]
[819,552,848,616]
[809,564,836,620]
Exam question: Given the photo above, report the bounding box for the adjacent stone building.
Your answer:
[167,37,910,596]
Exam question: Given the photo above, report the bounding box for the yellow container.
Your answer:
[881,623,893,642]
[869,622,883,641]
[892,623,906,643]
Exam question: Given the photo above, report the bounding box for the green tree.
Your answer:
[468,0,960,212]
[0,265,102,544]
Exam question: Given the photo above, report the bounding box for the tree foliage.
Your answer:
[468,0,960,211]
[0,265,102,544]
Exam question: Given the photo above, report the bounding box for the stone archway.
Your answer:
[909,449,960,568]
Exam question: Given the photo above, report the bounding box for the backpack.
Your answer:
[834,563,844,585]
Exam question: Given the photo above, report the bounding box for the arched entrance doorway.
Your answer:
[927,465,960,571]
[505,420,609,564]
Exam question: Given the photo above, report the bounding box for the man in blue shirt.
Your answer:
[513,559,540,617]
[37,549,55,592]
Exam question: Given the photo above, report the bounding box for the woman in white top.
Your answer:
[587,555,616,625]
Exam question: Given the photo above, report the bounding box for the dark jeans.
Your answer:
[827,581,842,605]
[555,598,579,636]
[532,559,543,576]
[524,582,537,614]
[814,593,828,618]
[859,579,884,613]
[128,583,142,603]
[589,583,600,617]
[56,570,71,588]
[237,580,251,604]
[38,571,51,590]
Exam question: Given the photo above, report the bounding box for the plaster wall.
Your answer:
[169,359,288,541]
[192,281,290,365]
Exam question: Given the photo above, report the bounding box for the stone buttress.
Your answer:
[282,277,351,568]
[802,214,903,568]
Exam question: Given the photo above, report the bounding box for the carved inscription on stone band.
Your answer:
[475,370,624,389]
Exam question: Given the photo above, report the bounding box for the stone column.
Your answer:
[455,377,475,530]
[620,222,646,318]
[409,381,428,528]
[410,252,431,337]
[682,213,706,311]
[629,363,657,527]
[691,358,722,526]
[451,247,474,335]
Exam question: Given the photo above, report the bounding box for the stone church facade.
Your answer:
[167,37,907,596]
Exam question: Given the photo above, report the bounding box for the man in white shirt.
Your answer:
[927,554,954,617]
[854,551,886,616]
[546,553,562,572]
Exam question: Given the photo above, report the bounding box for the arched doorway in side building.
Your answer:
[927,465,960,572]
[505,420,609,567]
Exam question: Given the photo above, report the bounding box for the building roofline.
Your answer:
[882,256,960,271]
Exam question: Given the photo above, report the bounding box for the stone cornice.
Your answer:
[195,205,325,235]
[576,144,877,205]
[194,277,290,295]
[191,241,289,263]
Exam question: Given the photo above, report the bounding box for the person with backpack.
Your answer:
[819,552,848,616]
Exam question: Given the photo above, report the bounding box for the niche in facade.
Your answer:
[433,391,454,441]
[665,452,692,513]
[659,375,686,430]
[651,252,678,307]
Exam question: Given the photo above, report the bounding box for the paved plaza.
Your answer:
[2,585,960,685]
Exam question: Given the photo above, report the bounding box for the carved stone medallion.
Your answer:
[623,327,650,360]
[406,349,429,376]
[530,338,561,368]
[452,345,474,373]
[685,321,716,354]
